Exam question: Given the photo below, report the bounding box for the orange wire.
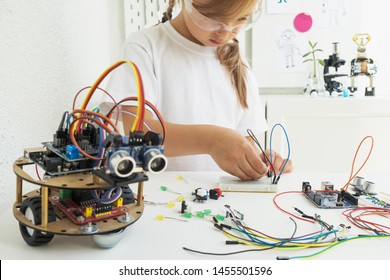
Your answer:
[69,116,113,161]
[342,136,374,191]
[75,60,145,133]
[70,109,120,134]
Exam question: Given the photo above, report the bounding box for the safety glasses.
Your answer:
[184,0,262,34]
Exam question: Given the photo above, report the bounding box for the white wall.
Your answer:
[0,0,125,214]
[252,0,389,95]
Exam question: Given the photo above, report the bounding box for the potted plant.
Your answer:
[302,41,325,95]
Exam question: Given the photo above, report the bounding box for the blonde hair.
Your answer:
[162,0,259,108]
[161,0,177,23]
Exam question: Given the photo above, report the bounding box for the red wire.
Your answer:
[72,86,118,111]
[70,109,120,134]
[35,164,41,180]
[113,96,167,138]
[342,207,390,234]
[273,191,315,223]
[69,115,114,161]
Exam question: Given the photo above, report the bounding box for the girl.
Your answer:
[106,0,292,180]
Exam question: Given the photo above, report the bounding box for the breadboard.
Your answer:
[219,176,278,193]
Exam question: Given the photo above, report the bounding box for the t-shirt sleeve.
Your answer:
[236,70,268,136]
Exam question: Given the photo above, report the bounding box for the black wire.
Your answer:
[182,246,274,256]
[247,129,275,180]
[182,216,301,257]
[58,111,69,131]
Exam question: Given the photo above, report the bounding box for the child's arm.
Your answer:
[121,106,291,180]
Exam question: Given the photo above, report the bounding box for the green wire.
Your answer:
[289,234,390,260]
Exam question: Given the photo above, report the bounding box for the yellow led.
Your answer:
[155,215,165,221]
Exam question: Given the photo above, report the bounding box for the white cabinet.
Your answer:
[263,95,390,174]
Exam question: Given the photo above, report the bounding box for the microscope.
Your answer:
[348,33,377,96]
[323,42,348,95]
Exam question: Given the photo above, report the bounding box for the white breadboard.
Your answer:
[219,176,278,193]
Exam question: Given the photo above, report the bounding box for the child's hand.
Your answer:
[263,150,293,174]
[207,128,269,180]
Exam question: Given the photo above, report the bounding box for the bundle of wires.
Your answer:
[184,135,389,259]
[105,96,167,144]
[269,135,390,259]
[183,205,341,257]
[247,123,290,184]
[342,207,390,235]
[79,60,146,132]
[66,60,149,204]
[91,187,123,205]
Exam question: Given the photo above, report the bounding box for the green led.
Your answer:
[183,212,192,218]
[203,209,212,215]
[215,214,225,221]
[196,212,205,218]
[160,186,168,191]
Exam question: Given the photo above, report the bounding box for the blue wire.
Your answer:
[269,123,291,178]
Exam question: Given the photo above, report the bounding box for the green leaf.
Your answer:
[318,60,325,66]
[302,52,311,57]
[303,59,313,63]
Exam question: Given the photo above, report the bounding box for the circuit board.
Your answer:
[26,142,96,176]
[304,190,358,209]
[49,190,127,225]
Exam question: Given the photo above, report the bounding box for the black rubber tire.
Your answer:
[19,196,56,246]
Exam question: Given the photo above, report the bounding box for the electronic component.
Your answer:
[302,181,358,209]
[13,60,167,248]
[219,176,277,193]
[209,188,223,200]
[193,188,208,202]
[350,176,377,195]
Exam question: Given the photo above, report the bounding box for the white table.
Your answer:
[1,171,389,260]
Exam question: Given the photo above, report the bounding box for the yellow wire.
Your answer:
[76,60,142,133]
[222,229,338,251]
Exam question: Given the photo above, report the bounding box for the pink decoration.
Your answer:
[294,13,313,32]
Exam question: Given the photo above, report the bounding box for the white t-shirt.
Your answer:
[106,21,268,171]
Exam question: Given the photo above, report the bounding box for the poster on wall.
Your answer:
[318,0,348,28]
[274,24,305,73]
[266,0,299,14]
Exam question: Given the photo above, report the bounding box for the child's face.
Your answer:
[183,0,258,47]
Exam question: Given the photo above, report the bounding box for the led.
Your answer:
[196,212,205,218]
[215,214,225,221]
[183,212,192,219]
